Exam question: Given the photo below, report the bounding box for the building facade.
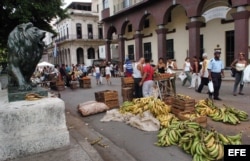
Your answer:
[45,0,105,66]
[99,0,250,68]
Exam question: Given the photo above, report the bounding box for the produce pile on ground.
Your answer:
[156,120,242,161]
[195,99,249,124]
[116,96,248,161]
[119,97,177,128]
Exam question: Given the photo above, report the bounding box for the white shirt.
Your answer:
[105,66,111,75]
[95,67,100,73]
[184,62,191,72]
[132,62,142,78]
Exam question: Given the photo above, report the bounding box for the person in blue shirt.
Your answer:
[208,51,225,100]
[123,58,133,77]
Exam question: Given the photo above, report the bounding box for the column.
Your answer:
[187,18,203,59]
[232,7,249,60]
[155,25,167,60]
[105,39,111,61]
[118,35,126,66]
[134,31,143,60]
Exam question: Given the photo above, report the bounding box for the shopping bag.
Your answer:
[208,81,214,93]
[178,72,187,81]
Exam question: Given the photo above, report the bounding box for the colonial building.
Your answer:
[99,0,250,68]
[45,0,105,66]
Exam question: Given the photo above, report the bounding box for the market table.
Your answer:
[154,73,176,100]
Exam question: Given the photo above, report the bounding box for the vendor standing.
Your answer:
[132,57,144,98]
[139,58,154,97]
[208,51,224,100]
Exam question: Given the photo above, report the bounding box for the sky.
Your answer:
[63,0,92,7]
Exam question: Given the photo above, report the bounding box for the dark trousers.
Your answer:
[197,77,209,92]
[134,78,142,98]
[209,72,221,98]
[233,71,243,93]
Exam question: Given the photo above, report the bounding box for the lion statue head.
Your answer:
[8,22,46,91]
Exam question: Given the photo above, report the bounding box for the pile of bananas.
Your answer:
[119,97,171,117]
[182,113,201,120]
[157,120,243,161]
[176,94,192,100]
[156,120,201,147]
[195,99,249,124]
[156,114,178,128]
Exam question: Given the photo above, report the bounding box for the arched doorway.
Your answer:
[87,47,95,59]
[76,48,84,64]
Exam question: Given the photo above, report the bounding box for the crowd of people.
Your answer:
[33,51,250,100]
[122,50,250,101]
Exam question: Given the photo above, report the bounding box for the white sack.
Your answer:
[126,111,160,132]
[78,101,108,116]
[100,109,134,122]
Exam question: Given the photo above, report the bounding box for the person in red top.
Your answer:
[139,58,154,97]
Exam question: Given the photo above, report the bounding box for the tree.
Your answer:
[0,0,68,62]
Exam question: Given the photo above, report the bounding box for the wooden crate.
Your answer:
[171,106,182,115]
[172,97,195,111]
[121,77,134,85]
[163,96,174,105]
[56,85,65,91]
[122,87,133,97]
[79,78,91,88]
[95,90,118,102]
[105,99,119,109]
[177,111,207,128]
[122,83,134,89]
[70,81,78,89]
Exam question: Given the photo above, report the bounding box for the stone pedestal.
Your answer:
[0,90,70,161]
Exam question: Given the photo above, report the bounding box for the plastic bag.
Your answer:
[208,81,214,93]
[178,72,187,81]
[243,65,250,83]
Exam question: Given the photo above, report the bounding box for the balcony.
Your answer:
[114,0,144,13]
[54,34,104,43]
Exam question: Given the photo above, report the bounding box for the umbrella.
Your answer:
[37,61,54,67]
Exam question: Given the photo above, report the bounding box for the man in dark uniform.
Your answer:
[208,51,225,100]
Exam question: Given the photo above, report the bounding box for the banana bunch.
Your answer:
[180,129,242,161]
[156,114,178,128]
[157,120,201,147]
[119,97,171,117]
[209,107,241,124]
[225,106,249,121]
[156,122,185,147]
[183,113,201,120]
[176,94,192,100]
[25,93,44,101]
[195,99,249,125]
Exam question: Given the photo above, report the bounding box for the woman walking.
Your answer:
[197,53,209,93]
[105,63,112,85]
[182,57,192,87]
[231,52,248,96]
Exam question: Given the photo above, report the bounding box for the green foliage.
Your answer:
[0,0,68,53]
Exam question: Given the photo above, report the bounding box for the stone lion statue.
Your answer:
[7,22,46,91]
